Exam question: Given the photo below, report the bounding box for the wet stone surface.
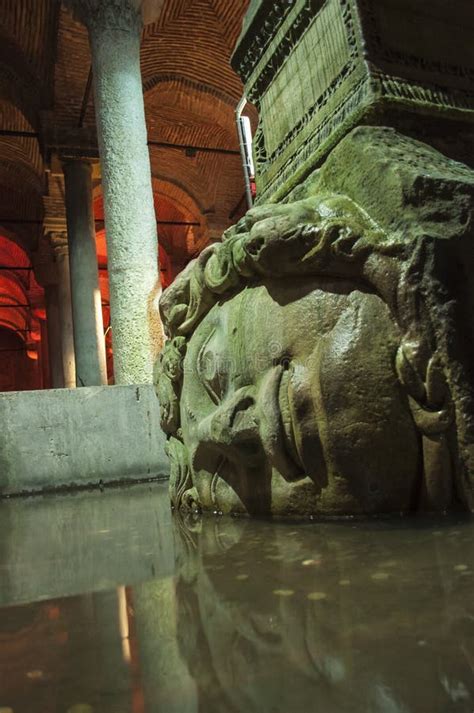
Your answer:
[0,482,472,712]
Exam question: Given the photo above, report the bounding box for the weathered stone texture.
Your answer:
[156,127,474,517]
[232,0,474,203]
[63,160,107,386]
[0,384,168,496]
[87,4,163,384]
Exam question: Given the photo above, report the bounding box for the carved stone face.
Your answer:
[180,277,420,516]
[157,129,474,517]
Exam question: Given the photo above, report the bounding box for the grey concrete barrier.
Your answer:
[0,384,169,496]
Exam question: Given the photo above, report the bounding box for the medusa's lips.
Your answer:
[258,365,305,482]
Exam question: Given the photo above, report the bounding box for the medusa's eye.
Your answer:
[197,330,229,405]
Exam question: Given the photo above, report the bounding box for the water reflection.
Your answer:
[0,591,132,713]
[169,515,474,713]
[0,485,472,712]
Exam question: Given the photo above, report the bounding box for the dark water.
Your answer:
[0,483,473,713]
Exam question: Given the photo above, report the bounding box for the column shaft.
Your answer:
[45,285,65,388]
[87,4,162,384]
[55,248,76,388]
[39,319,50,389]
[64,160,107,386]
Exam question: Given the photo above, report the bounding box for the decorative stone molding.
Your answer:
[232,0,296,84]
[42,127,99,163]
[232,0,474,203]
[49,231,69,259]
[42,165,67,227]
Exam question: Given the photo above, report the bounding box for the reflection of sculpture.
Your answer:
[155,127,474,516]
[172,514,474,713]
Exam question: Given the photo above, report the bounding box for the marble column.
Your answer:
[39,318,50,389]
[63,159,107,387]
[50,233,76,389]
[68,0,163,385]
[44,286,65,388]
[133,578,198,713]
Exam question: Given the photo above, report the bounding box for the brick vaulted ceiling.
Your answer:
[0,0,252,270]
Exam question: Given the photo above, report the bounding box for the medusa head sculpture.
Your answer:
[155,128,474,517]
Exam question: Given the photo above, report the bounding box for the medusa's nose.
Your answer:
[193,386,263,469]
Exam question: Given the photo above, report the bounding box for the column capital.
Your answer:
[61,155,94,168]
[65,0,142,34]
[49,231,69,258]
[62,157,95,182]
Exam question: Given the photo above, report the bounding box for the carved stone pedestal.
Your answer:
[231,0,474,203]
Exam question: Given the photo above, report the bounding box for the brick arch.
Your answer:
[0,0,57,122]
[0,224,33,261]
[144,74,237,112]
[141,0,247,100]
[144,72,252,229]
[0,163,44,253]
[151,175,205,223]
[0,42,42,130]
[0,100,44,254]
[0,160,43,204]
[0,100,43,177]
[0,233,43,345]
[146,77,239,154]
[150,148,218,211]
[150,149,246,235]
[0,272,29,337]
[151,176,212,262]
[0,234,32,285]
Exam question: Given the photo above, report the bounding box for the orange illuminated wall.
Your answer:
[0,234,44,391]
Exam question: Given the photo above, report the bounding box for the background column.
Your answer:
[39,318,50,389]
[63,159,107,386]
[44,285,64,388]
[50,232,76,389]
